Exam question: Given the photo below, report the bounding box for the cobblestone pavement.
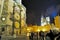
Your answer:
[0,35,28,40]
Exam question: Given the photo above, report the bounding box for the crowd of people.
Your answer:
[29,30,60,40]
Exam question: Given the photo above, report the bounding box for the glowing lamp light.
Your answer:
[27,28,30,31]
[42,29,46,32]
[2,17,6,21]
[37,29,40,32]
[27,28,31,32]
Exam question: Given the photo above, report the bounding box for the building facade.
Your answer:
[0,0,27,36]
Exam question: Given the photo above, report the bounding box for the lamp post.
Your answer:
[27,28,31,40]
[42,29,47,40]
[37,29,40,40]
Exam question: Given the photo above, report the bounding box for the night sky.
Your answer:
[22,0,60,25]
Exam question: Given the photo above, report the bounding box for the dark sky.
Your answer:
[22,0,60,25]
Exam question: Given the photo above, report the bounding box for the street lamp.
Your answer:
[42,28,48,40]
[37,29,40,40]
[27,28,31,40]
[42,29,46,32]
